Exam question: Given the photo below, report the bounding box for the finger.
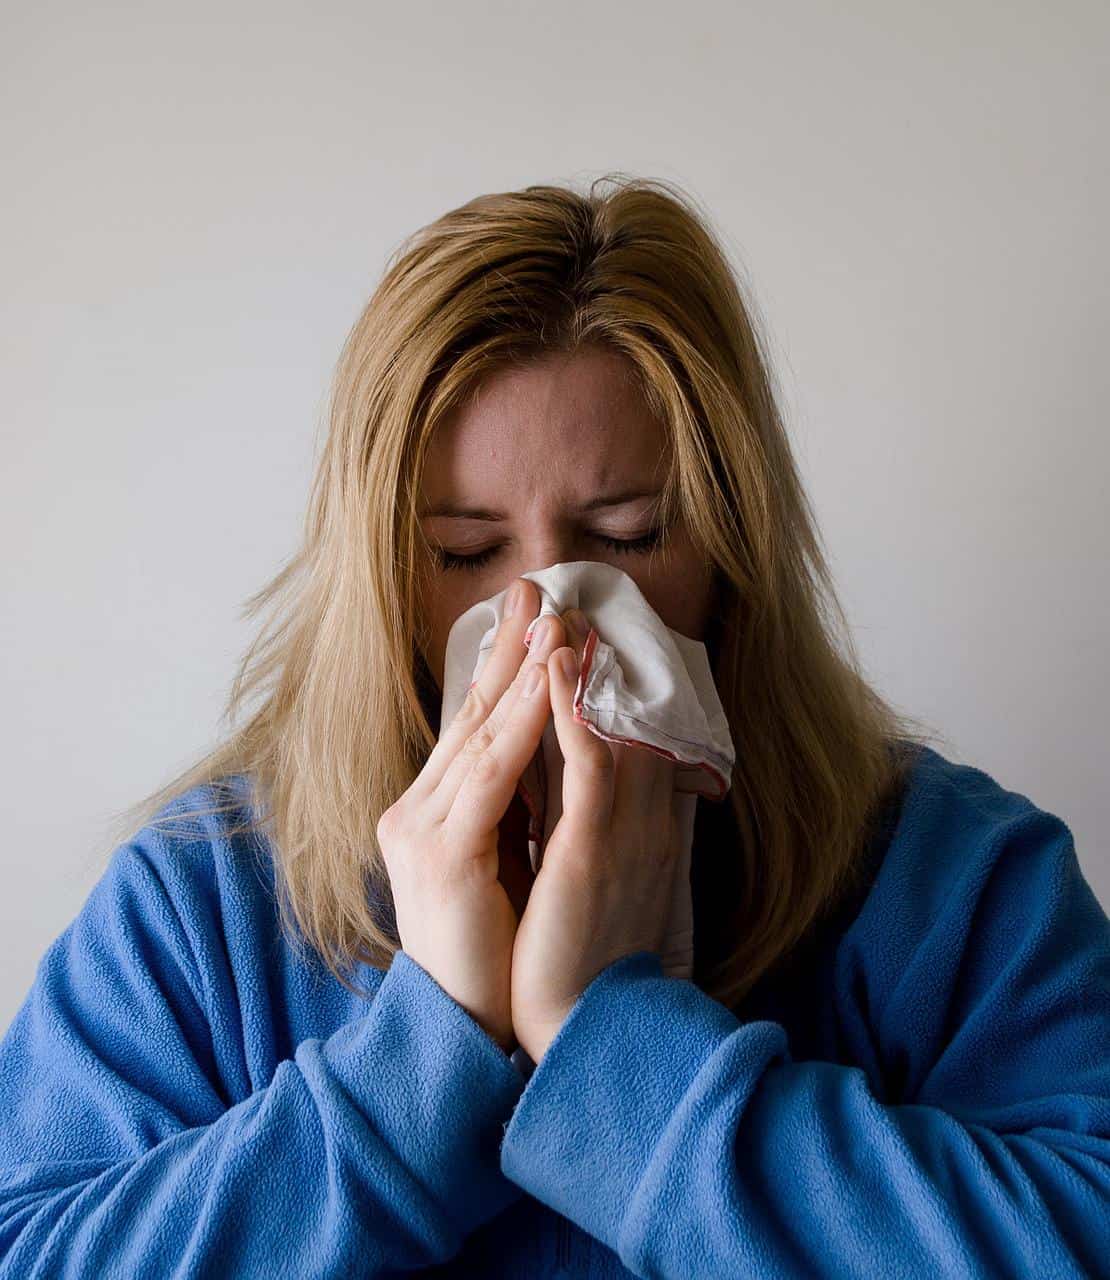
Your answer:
[547,639,614,844]
[560,612,673,835]
[561,607,591,666]
[612,738,676,823]
[432,611,568,819]
[416,577,542,796]
[441,657,553,852]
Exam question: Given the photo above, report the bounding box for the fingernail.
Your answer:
[558,648,577,679]
[528,615,552,649]
[505,582,523,618]
[523,663,545,697]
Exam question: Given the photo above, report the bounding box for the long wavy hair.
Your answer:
[98,173,942,1011]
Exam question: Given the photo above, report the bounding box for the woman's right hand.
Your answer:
[376,577,565,1054]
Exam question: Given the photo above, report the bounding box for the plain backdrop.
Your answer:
[2,0,1107,1032]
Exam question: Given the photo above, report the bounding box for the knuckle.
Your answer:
[515,660,543,695]
[377,792,427,850]
[468,748,502,786]
[464,722,497,758]
[458,684,492,725]
[376,805,412,864]
[376,804,399,844]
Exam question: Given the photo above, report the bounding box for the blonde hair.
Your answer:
[98,173,942,1010]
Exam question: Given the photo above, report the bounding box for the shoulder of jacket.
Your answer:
[838,744,1074,1007]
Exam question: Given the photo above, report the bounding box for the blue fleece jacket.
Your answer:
[1,744,1108,1278]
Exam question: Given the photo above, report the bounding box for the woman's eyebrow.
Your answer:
[420,487,663,521]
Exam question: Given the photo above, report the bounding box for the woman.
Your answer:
[1,175,1107,1278]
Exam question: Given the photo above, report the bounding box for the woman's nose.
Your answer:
[516,534,590,574]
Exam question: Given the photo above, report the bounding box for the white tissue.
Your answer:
[440,560,736,979]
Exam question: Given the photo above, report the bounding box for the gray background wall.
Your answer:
[3,0,1106,1032]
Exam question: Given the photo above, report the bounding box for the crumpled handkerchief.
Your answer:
[439,560,736,980]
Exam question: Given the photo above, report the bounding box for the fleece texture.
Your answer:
[1,744,1108,1277]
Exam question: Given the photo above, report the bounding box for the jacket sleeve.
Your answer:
[0,843,527,1278]
[499,797,1110,1278]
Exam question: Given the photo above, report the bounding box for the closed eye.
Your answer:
[432,526,667,572]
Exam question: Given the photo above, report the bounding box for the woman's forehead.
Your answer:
[419,353,669,508]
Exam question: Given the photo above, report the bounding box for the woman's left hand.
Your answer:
[510,611,682,1064]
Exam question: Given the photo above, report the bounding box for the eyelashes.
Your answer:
[433,525,667,572]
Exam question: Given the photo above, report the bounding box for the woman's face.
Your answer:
[415,345,716,692]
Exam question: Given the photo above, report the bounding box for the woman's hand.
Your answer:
[376,578,560,1054]
[511,610,682,1063]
